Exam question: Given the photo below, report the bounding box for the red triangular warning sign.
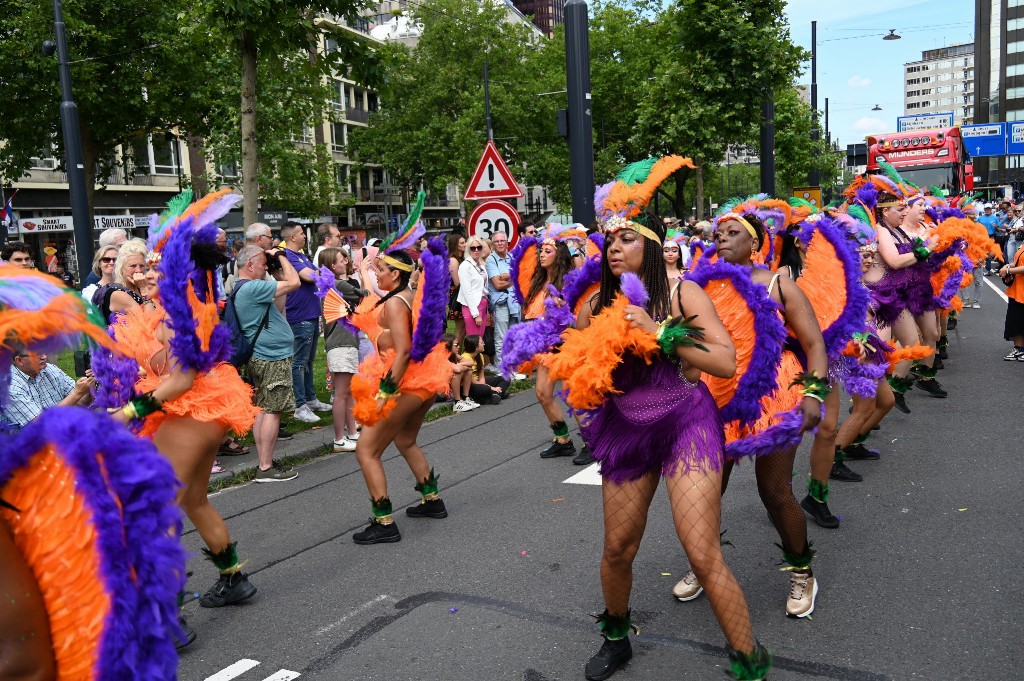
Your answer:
[464,140,524,201]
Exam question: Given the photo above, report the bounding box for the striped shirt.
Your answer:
[1,364,76,428]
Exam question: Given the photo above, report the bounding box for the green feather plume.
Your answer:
[728,643,773,681]
[877,160,919,191]
[614,158,658,185]
[929,185,948,198]
[775,541,815,570]
[847,204,872,226]
[159,188,194,224]
[718,196,745,215]
[788,196,818,213]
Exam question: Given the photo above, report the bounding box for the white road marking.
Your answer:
[204,659,260,681]
[258,671,301,681]
[984,277,1009,303]
[563,462,602,485]
[316,594,395,636]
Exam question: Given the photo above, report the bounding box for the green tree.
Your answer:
[346,0,541,200]
[0,0,217,209]
[773,86,843,196]
[201,0,379,224]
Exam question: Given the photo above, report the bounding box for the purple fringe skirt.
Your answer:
[580,354,724,484]
[867,244,936,326]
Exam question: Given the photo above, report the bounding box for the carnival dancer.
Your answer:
[548,157,771,681]
[503,224,589,461]
[108,189,261,614]
[663,230,687,281]
[349,194,453,544]
[674,199,830,619]
[0,265,185,678]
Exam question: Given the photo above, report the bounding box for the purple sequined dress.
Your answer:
[580,353,724,484]
[865,242,934,326]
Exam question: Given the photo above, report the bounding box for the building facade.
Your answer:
[975,0,1024,188]
[903,42,975,127]
[510,0,564,37]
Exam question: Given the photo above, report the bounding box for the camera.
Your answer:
[266,250,284,274]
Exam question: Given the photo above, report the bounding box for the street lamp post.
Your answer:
[564,0,595,228]
[809,20,820,188]
[46,0,93,277]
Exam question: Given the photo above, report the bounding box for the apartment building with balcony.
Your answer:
[903,43,975,127]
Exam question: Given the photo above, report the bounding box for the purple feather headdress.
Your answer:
[508,235,538,305]
[686,260,786,426]
[561,252,602,311]
[0,407,185,679]
[409,237,449,362]
[594,181,616,222]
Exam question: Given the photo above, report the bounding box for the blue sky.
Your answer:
[784,0,974,151]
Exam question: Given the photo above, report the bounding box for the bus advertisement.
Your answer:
[865,127,973,195]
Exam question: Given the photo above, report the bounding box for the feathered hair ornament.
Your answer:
[712,195,794,264]
[595,156,697,243]
[0,266,119,407]
[376,190,426,273]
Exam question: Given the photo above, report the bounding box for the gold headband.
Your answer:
[381,254,413,272]
[877,201,902,209]
[720,213,759,242]
[603,215,662,245]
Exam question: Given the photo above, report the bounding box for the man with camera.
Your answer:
[234,245,301,482]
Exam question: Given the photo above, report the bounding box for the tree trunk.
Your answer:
[694,164,705,221]
[240,30,259,227]
[187,135,208,196]
[674,169,688,220]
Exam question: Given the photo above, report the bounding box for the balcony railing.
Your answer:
[345,107,370,124]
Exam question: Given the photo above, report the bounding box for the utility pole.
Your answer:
[564,0,595,228]
[46,0,93,276]
[809,20,820,187]
[760,92,776,196]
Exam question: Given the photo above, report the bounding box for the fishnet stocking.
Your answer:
[721,447,808,558]
[600,473,659,617]
[666,467,755,653]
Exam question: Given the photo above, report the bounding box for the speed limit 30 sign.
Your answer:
[467,200,522,249]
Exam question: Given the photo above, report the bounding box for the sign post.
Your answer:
[792,187,822,209]
[896,112,955,132]
[1008,122,1024,156]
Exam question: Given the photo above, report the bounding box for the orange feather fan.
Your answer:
[886,344,933,371]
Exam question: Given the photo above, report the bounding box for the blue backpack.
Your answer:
[224,281,270,368]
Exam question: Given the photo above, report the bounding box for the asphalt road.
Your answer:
[177,278,1022,681]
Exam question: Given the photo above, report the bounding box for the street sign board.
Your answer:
[1008,123,1024,155]
[467,199,521,249]
[961,123,1007,158]
[896,112,954,132]
[792,187,822,209]
[464,140,524,201]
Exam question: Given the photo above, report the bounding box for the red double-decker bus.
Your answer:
[865,127,974,195]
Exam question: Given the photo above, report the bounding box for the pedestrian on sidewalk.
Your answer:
[999,247,1024,360]
[234,245,301,483]
[319,247,367,451]
[282,222,332,423]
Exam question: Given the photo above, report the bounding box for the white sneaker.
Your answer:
[346,431,361,441]
[785,571,818,618]
[453,400,472,413]
[292,405,320,423]
[307,399,333,412]
[671,570,704,602]
[464,397,481,410]
[513,373,527,381]
[972,302,981,309]
[333,437,356,452]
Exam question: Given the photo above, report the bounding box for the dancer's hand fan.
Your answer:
[323,287,351,324]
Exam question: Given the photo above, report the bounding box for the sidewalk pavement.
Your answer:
[210,401,453,482]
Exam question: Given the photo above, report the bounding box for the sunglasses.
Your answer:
[101,257,117,264]
[469,245,483,251]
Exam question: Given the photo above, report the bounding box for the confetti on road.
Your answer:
[521,550,528,556]
[449,607,459,613]
[958,508,968,512]
[661,572,672,576]
[552,498,565,503]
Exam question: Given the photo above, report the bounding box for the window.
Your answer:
[292,125,313,144]
[1011,0,1024,7]
[938,60,952,69]
[907,102,920,109]
[921,88,933,95]
[1008,86,1024,99]
[1009,41,1024,54]
[936,86,950,94]
[332,81,344,110]
[128,135,180,176]
[367,92,379,113]
[921,76,932,83]
[216,160,238,181]
[907,78,921,85]
[907,90,920,97]
[331,123,347,152]
[1010,17,1024,31]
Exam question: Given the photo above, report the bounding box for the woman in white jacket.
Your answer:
[457,236,489,337]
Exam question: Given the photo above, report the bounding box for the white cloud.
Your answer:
[848,75,872,88]
[853,117,888,133]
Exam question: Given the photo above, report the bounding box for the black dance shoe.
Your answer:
[406,498,448,519]
[584,637,632,681]
[540,440,576,459]
[893,392,910,414]
[800,494,840,529]
[829,462,863,483]
[353,519,401,544]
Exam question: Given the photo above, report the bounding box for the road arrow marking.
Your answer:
[204,659,260,681]
[563,462,602,485]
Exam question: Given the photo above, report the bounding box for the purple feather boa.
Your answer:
[561,254,602,311]
[499,294,576,377]
[619,272,648,307]
[806,215,873,360]
[686,259,787,426]
[409,237,449,362]
[842,356,888,398]
[508,236,538,305]
[158,215,230,372]
[313,265,335,299]
[933,252,973,309]
[725,408,809,461]
[588,232,604,253]
[0,407,185,679]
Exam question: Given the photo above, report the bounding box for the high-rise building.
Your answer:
[975,0,1024,187]
[903,43,975,127]
[510,0,564,37]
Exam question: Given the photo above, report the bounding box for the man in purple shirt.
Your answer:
[282,222,332,423]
